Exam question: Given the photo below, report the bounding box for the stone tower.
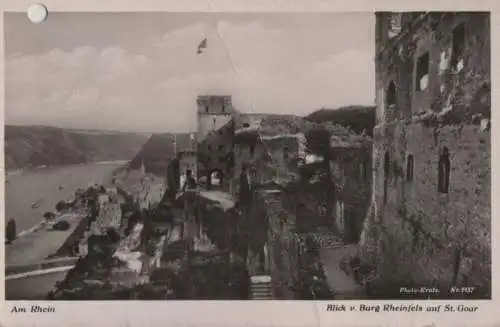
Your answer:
[363,12,491,296]
[196,95,235,190]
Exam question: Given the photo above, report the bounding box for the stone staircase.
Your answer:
[250,275,273,300]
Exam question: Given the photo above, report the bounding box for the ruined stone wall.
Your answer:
[115,170,167,210]
[232,135,265,197]
[197,96,235,191]
[179,152,197,181]
[197,121,234,183]
[292,146,371,237]
[196,95,233,142]
[233,135,301,198]
[245,188,302,299]
[192,191,240,256]
[375,12,490,123]
[364,12,491,297]
[262,136,301,184]
[330,147,372,243]
[244,190,268,276]
[262,190,300,299]
[245,187,269,251]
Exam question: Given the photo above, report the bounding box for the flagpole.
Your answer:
[173,134,177,155]
[206,18,284,180]
[199,18,300,185]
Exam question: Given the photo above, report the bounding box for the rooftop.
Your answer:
[234,113,305,137]
[233,112,372,148]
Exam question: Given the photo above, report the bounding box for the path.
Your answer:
[5,269,70,300]
[319,244,364,299]
[198,190,236,211]
[5,212,86,266]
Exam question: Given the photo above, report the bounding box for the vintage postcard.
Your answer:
[0,1,498,326]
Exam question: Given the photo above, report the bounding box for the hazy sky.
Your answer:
[5,12,375,133]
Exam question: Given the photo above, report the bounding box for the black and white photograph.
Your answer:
[4,10,491,301]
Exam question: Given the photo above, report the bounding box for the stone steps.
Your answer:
[250,275,273,300]
[251,288,272,299]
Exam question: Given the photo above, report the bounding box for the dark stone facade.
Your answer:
[330,147,372,243]
[243,186,304,299]
[196,95,236,191]
[360,12,491,298]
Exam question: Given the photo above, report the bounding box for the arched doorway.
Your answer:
[208,169,223,188]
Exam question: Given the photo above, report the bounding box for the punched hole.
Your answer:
[27,4,48,24]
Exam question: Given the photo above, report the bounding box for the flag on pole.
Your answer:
[197,38,207,55]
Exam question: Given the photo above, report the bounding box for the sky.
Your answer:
[4,12,375,133]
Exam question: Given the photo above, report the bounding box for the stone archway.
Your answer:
[208,168,224,188]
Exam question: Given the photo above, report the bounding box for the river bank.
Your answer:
[5,161,126,234]
[5,160,130,175]
[6,164,252,300]
[5,165,169,299]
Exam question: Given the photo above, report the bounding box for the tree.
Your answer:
[6,218,16,243]
[43,212,56,220]
[55,200,68,212]
[306,125,331,157]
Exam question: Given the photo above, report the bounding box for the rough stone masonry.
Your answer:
[359,12,491,297]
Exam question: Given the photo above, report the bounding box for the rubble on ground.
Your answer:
[306,228,343,249]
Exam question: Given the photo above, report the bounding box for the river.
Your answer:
[5,161,127,234]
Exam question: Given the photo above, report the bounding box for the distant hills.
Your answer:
[3,105,376,172]
[4,125,150,170]
[305,105,376,136]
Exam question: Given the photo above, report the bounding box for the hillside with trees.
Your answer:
[4,125,150,170]
[305,105,376,136]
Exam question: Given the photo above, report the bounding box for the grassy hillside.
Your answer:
[128,132,194,176]
[305,105,376,136]
[4,125,150,170]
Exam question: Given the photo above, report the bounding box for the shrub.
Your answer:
[55,201,68,212]
[43,211,56,220]
[52,220,70,231]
